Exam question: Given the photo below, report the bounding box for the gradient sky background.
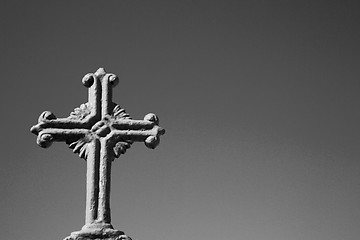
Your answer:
[1,1,360,240]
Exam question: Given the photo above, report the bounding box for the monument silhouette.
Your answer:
[31,68,165,240]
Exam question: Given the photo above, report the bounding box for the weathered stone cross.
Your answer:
[30,68,165,240]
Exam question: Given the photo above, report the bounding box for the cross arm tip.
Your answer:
[158,127,165,135]
[36,133,54,148]
[145,136,160,149]
[30,124,40,135]
[144,126,165,149]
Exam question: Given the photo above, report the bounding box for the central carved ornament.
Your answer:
[67,103,133,159]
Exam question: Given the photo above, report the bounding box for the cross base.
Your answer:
[64,224,132,240]
[64,234,131,240]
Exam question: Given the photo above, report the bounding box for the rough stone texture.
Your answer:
[30,68,165,240]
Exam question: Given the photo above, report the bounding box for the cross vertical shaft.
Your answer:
[97,72,115,224]
[98,138,113,224]
[83,72,102,225]
[85,139,100,224]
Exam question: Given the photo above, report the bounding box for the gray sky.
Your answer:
[1,1,360,240]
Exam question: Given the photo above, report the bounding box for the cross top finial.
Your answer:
[95,67,106,76]
[82,67,118,87]
[30,68,165,240]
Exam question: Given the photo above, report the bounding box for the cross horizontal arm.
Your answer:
[108,126,165,149]
[111,112,163,131]
[111,119,158,130]
[35,128,90,148]
[108,113,165,149]
[30,111,99,136]
[109,127,165,141]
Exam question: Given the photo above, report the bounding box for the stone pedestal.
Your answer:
[64,224,132,240]
[64,234,131,240]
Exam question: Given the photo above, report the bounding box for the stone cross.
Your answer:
[30,68,165,240]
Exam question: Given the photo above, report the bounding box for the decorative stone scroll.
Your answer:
[30,68,165,240]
